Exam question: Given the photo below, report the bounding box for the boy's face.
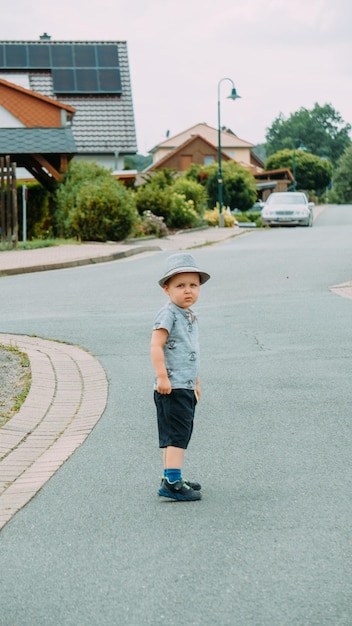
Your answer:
[163,272,200,310]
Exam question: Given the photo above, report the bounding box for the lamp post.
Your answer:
[217,78,241,227]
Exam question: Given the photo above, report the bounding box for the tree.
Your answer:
[204,161,257,211]
[332,145,352,203]
[266,104,351,166]
[265,149,333,194]
[124,154,153,171]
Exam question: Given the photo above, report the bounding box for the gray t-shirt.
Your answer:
[153,301,199,390]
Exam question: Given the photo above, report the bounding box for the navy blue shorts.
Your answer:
[154,389,197,449]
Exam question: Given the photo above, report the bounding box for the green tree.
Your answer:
[205,161,257,211]
[332,145,352,203]
[266,103,351,166]
[124,154,153,171]
[265,149,333,193]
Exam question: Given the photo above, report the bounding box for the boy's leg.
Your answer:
[164,445,184,469]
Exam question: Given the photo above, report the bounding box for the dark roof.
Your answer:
[0,127,76,153]
[0,40,137,156]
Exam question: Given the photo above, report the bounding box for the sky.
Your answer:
[1,0,351,155]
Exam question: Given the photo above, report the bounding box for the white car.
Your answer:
[261,192,314,227]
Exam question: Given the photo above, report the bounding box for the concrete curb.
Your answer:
[0,335,108,530]
[0,244,162,277]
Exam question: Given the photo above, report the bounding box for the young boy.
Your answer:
[151,252,210,501]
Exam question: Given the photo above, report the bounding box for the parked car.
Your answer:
[248,200,265,213]
[261,192,314,227]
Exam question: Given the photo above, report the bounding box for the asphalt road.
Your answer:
[0,205,352,626]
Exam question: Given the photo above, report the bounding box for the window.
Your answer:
[204,156,215,165]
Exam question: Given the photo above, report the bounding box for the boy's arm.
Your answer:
[151,328,172,394]
[195,377,201,401]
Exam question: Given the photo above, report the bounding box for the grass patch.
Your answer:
[0,343,31,426]
[14,238,78,251]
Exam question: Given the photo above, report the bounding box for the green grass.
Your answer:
[14,238,78,251]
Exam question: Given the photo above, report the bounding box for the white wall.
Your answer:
[0,105,24,127]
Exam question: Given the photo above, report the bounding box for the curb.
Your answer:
[0,244,162,277]
[0,335,108,530]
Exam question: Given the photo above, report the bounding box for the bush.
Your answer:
[68,178,138,241]
[172,177,208,215]
[134,184,174,223]
[203,208,235,227]
[168,194,200,229]
[131,211,168,238]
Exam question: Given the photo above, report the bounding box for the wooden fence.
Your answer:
[0,156,18,250]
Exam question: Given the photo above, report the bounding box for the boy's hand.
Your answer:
[157,375,172,394]
[195,380,201,402]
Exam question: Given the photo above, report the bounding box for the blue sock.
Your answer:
[164,468,182,483]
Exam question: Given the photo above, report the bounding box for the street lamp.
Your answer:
[217,78,241,227]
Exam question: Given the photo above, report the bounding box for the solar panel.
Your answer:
[99,69,121,92]
[73,44,96,67]
[75,69,98,92]
[52,69,75,93]
[96,44,118,67]
[51,44,74,67]
[0,42,122,94]
[5,44,27,67]
[28,45,50,68]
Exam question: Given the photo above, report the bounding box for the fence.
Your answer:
[0,156,18,250]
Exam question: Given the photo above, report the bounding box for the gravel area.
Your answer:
[0,346,31,425]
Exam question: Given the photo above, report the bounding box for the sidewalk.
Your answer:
[0,226,245,276]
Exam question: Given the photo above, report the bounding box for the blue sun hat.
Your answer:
[158,253,211,287]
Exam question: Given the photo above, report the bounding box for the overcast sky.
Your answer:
[1,0,351,155]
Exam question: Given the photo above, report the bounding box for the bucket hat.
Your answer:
[158,253,210,287]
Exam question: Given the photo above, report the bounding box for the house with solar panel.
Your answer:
[0,34,137,187]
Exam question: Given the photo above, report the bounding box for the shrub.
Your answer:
[168,194,200,229]
[68,178,138,241]
[172,177,208,215]
[203,208,235,227]
[134,184,174,224]
[132,211,168,238]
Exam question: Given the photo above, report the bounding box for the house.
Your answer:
[0,77,76,189]
[147,123,264,173]
[0,36,137,173]
[146,122,293,197]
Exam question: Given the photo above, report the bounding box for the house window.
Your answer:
[204,156,215,165]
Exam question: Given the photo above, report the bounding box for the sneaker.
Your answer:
[183,479,201,491]
[160,477,201,491]
[158,478,201,501]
